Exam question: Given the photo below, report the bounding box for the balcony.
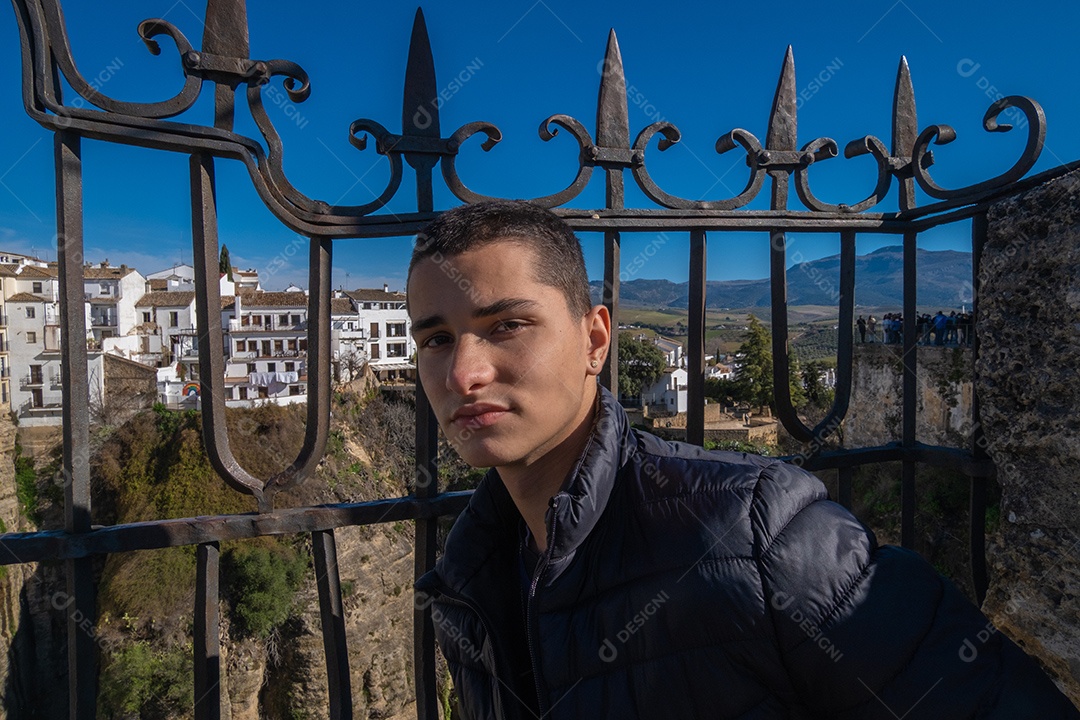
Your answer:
[228,318,308,333]
[20,374,44,388]
[90,315,118,327]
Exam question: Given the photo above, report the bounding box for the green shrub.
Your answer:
[13,445,40,526]
[98,641,193,719]
[224,542,308,639]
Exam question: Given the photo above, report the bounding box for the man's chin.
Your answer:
[451,440,521,470]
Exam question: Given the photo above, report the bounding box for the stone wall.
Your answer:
[977,170,1080,703]
[845,343,973,448]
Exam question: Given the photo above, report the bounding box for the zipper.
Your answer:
[526,495,560,718]
[428,585,514,719]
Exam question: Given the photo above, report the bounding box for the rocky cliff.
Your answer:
[977,170,1080,703]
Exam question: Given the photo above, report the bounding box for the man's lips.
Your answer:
[450,403,510,429]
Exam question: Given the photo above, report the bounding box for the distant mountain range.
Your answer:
[589,246,972,310]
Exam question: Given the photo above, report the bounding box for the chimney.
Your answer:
[120,264,127,273]
[383,283,389,293]
[102,259,109,268]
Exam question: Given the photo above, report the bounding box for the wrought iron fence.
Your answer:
[3,0,1074,717]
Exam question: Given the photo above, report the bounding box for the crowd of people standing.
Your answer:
[856,310,974,346]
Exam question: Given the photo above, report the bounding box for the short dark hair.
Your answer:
[408,200,592,318]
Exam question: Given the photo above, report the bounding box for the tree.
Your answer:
[732,315,773,408]
[801,359,835,410]
[219,244,234,281]
[617,332,666,400]
[732,314,805,412]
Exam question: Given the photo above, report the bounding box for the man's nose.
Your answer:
[446,335,495,395]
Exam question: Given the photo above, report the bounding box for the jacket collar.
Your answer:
[417,383,637,600]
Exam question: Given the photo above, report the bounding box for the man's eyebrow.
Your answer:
[410,313,445,336]
[410,298,540,337]
[473,297,540,318]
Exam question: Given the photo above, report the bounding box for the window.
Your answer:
[224,387,233,400]
[235,341,245,353]
[388,322,407,337]
[370,322,380,338]
[26,331,36,344]
[143,311,152,323]
[30,365,42,383]
[246,363,256,374]
[32,281,42,294]
[247,340,258,352]
[25,307,35,319]
[299,338,307,353]
[388,343,407,358]
[274,340,284,354]
[287,339,297,351]
[239,387,248,400]
[289,385,302,396]
[267,362,276,372]
[99,283,109,295]
[291,314,301,326]
[279,313,289,326]
[169,311,179,327]
[284,362,294,372]
[370,344,381,360]
[31,389,43,408]
[261,340,271,356]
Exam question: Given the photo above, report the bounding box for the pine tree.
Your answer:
[219,245,234,281]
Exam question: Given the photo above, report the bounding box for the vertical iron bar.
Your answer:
[970,212,989,604]
[600,233,620,396]
[194,542,221,720]
[687,230,706,446]
[314,529,352,719]
[414,381,439,720]
[901,230,917,549]
[837,466,853,511]
[56,130,96,720]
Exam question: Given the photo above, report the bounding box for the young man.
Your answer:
[408,200,1077,719]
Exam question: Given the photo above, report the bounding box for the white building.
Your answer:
[707,363,735,381]
[83,262,146,347]
[653,335,684,369]
[5,263,105,426]
[642,367,688,415]
[222,291,308,407]
[345,285,415,383]
[145,263,196,292]
[330,295,367,382]
[131,291,198,369]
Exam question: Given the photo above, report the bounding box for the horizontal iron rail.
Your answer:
[0,491,472,564]
[0,441,993,566]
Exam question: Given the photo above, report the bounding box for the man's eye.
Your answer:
[421,333,451,348]
[494,320,524,334]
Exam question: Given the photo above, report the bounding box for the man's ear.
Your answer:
[584,304,611,376]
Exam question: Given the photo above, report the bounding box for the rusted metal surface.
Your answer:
[195,542,222,720]
[313,529,352,719]
[4,0,1059,715]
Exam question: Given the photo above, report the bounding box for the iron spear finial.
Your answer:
[596,28,629,153]
[766,46,797,152]
[403,7,440,141]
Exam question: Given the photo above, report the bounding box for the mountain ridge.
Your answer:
[590,245,972,309]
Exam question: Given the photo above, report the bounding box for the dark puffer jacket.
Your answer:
[415,385,1078,719]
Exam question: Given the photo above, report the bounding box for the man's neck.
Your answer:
[497,383,599,555]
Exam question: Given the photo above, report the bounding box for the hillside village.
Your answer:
[0,250,418,446]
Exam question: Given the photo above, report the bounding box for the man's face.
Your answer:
[407,239,607,469]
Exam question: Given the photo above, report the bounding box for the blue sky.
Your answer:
[1,1,1078,291]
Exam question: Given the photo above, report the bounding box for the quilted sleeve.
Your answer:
[751,461,1079,719]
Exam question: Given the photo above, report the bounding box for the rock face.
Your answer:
[845,343,973,448]
[977,169,1080,703]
